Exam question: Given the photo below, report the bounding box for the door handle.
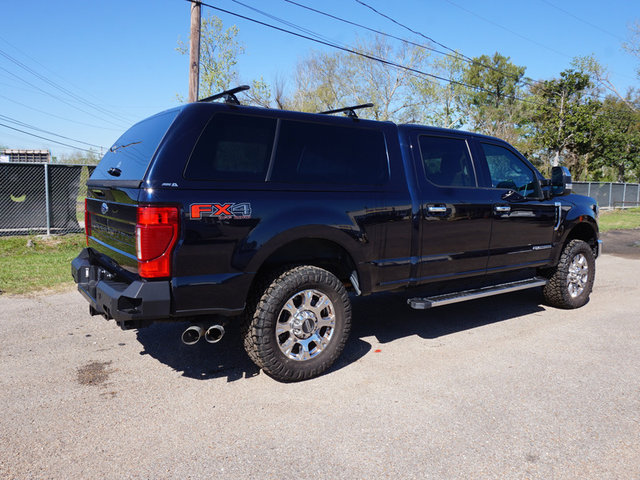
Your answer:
[427,205,448,214]
[494,205,511,213]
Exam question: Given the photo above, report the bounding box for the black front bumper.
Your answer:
[71,248,171,330]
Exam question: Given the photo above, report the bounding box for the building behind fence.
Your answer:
[0,162,95,236]
[573,182,640,209]
[1,149,52,163]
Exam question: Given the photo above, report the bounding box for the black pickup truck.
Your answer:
[72,87,600,382]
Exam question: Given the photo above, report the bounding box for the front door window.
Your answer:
[481,143,540,198]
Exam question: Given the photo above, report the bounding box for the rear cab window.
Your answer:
[183,112,389,187]
[270,120,389,186]
[184,113,277,181]
[91,109,180,182]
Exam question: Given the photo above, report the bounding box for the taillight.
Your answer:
[136,206,179,278]
[84,198,91,246]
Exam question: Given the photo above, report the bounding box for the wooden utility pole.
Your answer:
[188,1,201,103]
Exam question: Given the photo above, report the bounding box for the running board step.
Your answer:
[407,277,547,310]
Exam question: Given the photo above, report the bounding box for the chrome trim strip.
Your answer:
[427,205,447,214]
[554,202,562,231]
[90,236,137,261]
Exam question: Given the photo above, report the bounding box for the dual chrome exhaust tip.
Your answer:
[181,324,225,345]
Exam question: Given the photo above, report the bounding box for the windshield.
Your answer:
[91,109,180,182]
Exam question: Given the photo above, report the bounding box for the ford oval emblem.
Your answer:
[101,202,109,215]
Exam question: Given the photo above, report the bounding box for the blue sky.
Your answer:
[0,0,638,158]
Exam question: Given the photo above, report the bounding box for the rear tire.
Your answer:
[542,239,595,309]
[242,266,351,382]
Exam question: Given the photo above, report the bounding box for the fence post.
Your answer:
[44,163,51,236]
[623,183,627,207]
[637,183,640,207]
[587,182,591,197]
[609,182,613,208]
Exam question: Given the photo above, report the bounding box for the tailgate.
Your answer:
[86,196,138,274]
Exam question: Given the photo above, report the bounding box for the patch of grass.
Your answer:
[0,234,85,294]
[0,208,637,294]
[599,207,640,232]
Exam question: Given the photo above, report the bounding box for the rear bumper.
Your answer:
[71,248,171,329]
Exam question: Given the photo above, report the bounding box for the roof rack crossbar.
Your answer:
[198,85,250,105]
[320,103,374,119]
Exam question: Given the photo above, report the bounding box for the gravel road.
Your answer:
[1,253,639,479]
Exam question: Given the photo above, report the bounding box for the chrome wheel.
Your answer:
[542,239,595,309]
[276,289,336,361]
[567,253,589,298]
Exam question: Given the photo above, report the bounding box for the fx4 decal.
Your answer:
[190,202,252,220]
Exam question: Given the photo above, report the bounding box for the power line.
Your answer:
[190,0,542,106]
[537,0,626,42]
[352,0,628,103]
[0,122,98,153]
[0,47,135,125]
[232,0,339,46]
[0,34,139,123]
[0,64,129,129]
[0,113,105,149]
[0,94,123,131]
[232,0,448,96]
[285,0,541,92]
[442,0,637,86]
[440,0,571,59]
[354,0,461,58]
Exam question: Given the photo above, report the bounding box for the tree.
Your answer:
[55,149,101,165]
[177,15,244,100]
[623,20,640,78]
[291,35,431,123]
[461,52,527,144]
[243,75,291,110]
[573,55,637,112]
[177,15,292,109]
[529,69,598,173]
[591,96,640,182]
[411,53,469,129]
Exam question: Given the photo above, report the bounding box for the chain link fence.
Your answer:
[573,181,640,209]
[1,163,638,237]
[0,162,95,236]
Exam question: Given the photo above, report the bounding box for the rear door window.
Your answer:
[418,135,476,187]
[184,113,277,181]
[269,120,389,185]
[91,109,179,181]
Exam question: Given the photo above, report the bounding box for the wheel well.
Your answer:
[565,222,598,256]
[253,238,359,290]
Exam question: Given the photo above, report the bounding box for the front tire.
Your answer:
[542,239,595,309]
[243,266,351,382]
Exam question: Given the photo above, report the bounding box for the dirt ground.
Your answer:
[599,228,640,259]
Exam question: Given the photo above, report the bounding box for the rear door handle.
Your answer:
[494,205,511,213]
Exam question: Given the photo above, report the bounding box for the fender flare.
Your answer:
[245,224,371,292]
